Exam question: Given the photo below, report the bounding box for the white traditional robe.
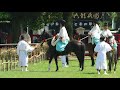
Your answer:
[88,24,101,44]
[88,24,101,37]
[17,40,35,67]
[101,29,113,38]
[51,26,70,46]
[58,26,70,43]
[94,41,112,70]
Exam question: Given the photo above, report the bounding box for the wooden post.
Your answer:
[10,54,12,70]
[6,51,9,71]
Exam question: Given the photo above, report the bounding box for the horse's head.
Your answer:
[40,29,57,46]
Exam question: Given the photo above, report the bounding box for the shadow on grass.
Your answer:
[83,72,96,74]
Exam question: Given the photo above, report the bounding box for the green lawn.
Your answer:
[0,58,120,78]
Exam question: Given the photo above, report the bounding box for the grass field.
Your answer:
[0,58,120,78]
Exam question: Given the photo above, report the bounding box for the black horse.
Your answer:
[40,30,85,71]
[73,34,95,66]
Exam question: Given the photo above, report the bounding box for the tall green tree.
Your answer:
[107,12,117,29]
[0,12,11,20]
[9,12,63,42]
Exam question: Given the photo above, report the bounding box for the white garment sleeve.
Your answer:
[105,43,112,52]
[59,27,69,42]
[59,28,65,38]
[51,36,60,46]
[94,44,100,53]
[25,43,35,52]
[108,30,113,36]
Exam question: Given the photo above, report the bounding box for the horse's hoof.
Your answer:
[108,70,111,73]
[48,68,50,72]
[91,65,94,67]
[55,69,58,72]
[80,69,83,71]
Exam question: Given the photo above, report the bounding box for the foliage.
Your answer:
[0,12,11,20]
[9,12,63,30]
[107,12,117,19]
[29,12,63,30]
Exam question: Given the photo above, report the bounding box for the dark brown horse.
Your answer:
[40,30,85,71]
[106,37,118,72]
[73,34,95,66]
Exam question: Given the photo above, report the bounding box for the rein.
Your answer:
[40,37,53,46]
[78,35,89,42]
[80,35,89,41]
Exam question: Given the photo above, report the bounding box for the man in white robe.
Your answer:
[101,23,114,41]
[17,35,38,71]
[88,21,101,45]
[94,36,112,74]
[19,28,31,44]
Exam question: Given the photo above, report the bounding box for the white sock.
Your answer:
[21,67,23,71]
[25,67,28,71]
[104,71,107,74]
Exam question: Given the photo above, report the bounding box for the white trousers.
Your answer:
[60,55,67,67]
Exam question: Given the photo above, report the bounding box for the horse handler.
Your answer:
[17,35,39,71]
[94,36,112,75]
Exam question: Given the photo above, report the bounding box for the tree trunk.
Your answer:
[11,20,21,43]
[112,17,115,29]
[63,12,73,40]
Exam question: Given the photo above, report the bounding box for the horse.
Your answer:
[40,30,85,71]
[106,36,118,72]
[73,33,95,66]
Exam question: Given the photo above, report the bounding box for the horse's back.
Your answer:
[70,40,85,52]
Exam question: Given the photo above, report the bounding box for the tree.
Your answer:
[0,12,73,43]
[0,12,11,20]
[107,12,117,29]
[9,12,63,42]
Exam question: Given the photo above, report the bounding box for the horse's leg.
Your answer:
[75,54,81,70]
[54,55,59,72]
[81,52,85,71]
[89,51,95,66]
[88,44,95,66]
[48,56,54,71]
[76,53,84,71]
[107,52,112,72]
[91,44,96,66]
[66,55,69,65]
[80,56,85,71]
[114,49,118,72]
[91,56,95,66]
